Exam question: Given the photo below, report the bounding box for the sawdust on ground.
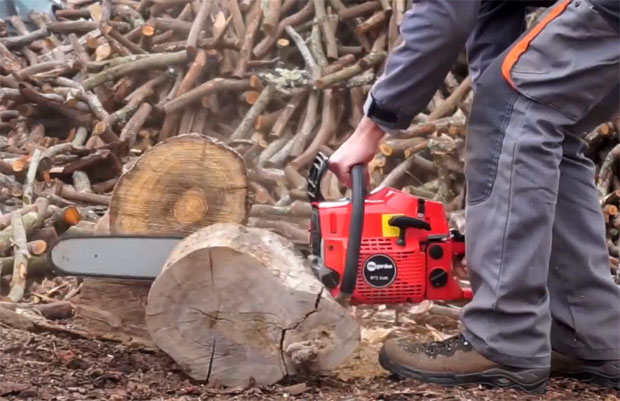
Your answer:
[1,303,618,401]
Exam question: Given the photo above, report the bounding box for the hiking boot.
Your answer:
[378,333,549,394]
[551,350,620,390]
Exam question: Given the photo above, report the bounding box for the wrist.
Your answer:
[354,116,386,144]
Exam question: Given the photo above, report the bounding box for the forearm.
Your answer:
[364,0,480,134]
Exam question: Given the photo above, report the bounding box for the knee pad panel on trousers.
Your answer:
[464,71,520,205]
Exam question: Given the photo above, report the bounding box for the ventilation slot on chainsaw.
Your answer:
[359,237,392,252]
[355,250,426,304]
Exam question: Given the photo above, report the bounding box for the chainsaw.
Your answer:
[306,152,472,305]
[48,153,472,305]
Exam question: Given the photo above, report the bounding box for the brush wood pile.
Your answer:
[0,0,618,387]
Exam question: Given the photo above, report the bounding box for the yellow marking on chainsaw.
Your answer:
[381,213,404,237]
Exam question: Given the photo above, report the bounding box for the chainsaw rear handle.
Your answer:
[337,163,366,304]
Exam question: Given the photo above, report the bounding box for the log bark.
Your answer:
[0,301,74,320]
[0,211,45,256]
[18,84,93,126]
[145,223,360,386]
[72,171,92,193]
[249,181,276,204]
[597,143,620,199]
[259,131,292,166]
[0,28,49,49]
[92,177,118,193]
[250,200,312,218]
[262,0,282,35]
[285,25,320,80]
[47,21,102,34]
[120,102,152,147]
[0,254,50,277]
[289,90,319,157]
[162,77,254,113]
[72,278,155,346]
[233,0,263,77]
[82,51,187,90]
[289,88,341,169]
[0,43,26,73]
[22,148,42,204]
[356,10,387,34]
[230,84,275,141]
[59,185,111,206]
[7,212,29,302]
[337,1,381,20]
[253,0,314,59]
[187,0,212,56]
[159,49,207,141]
[313,0,338,59]
[226,0,245,38]
[309,19,328,68]
[102,24,147,55]
[270,89,308,138]
[320,54,357,76]
[249,217,309,244]
[314,51,386,89]
[427,76,472,121]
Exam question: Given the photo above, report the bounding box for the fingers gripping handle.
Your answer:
[306,152,366,305]
[337,164,366,304]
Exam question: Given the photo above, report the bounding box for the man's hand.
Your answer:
[328,116,386,188]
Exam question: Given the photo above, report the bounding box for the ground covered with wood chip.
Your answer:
[1,303,619,401]
[1,1,619,400]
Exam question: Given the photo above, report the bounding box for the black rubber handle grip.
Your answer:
[339,164,366,298]
[389,215,431,231]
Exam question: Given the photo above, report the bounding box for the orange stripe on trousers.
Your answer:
[502,0,572,88]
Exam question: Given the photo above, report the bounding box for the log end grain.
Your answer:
[145,223,360,386]
[109,134,249,236]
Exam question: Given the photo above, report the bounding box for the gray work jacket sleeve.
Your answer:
[363,0,480,135]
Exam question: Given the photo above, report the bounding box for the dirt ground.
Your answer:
[1,303,618,401]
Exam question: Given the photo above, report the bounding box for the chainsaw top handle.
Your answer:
[338,163,366,304]
[306,152,366,305]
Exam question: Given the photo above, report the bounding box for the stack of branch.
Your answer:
[0,0,617,289]
[0,1,427,244]
[0,196,83,302]
[588,118,620,280]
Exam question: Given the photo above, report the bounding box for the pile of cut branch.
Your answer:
[0,0,618,308]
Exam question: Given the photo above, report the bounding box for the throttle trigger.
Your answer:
[388,215,431,246]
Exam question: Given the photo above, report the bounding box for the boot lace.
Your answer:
[424,334,470,357]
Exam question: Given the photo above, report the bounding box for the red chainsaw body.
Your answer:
[311,186,472,305]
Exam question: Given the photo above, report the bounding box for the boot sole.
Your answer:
[379,347,548,394]
[552,370,620,390]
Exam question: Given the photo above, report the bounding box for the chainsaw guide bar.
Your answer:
[48,235,184,280]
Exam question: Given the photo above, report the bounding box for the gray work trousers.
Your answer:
[461,0,620,368]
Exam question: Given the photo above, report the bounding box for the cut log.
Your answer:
[72,278,154,346]
[145,223,360,386]
[73,134,250,346]
[109,134,249,235]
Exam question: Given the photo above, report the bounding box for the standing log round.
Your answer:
[145,223,360,387]
[109,134,249,235]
